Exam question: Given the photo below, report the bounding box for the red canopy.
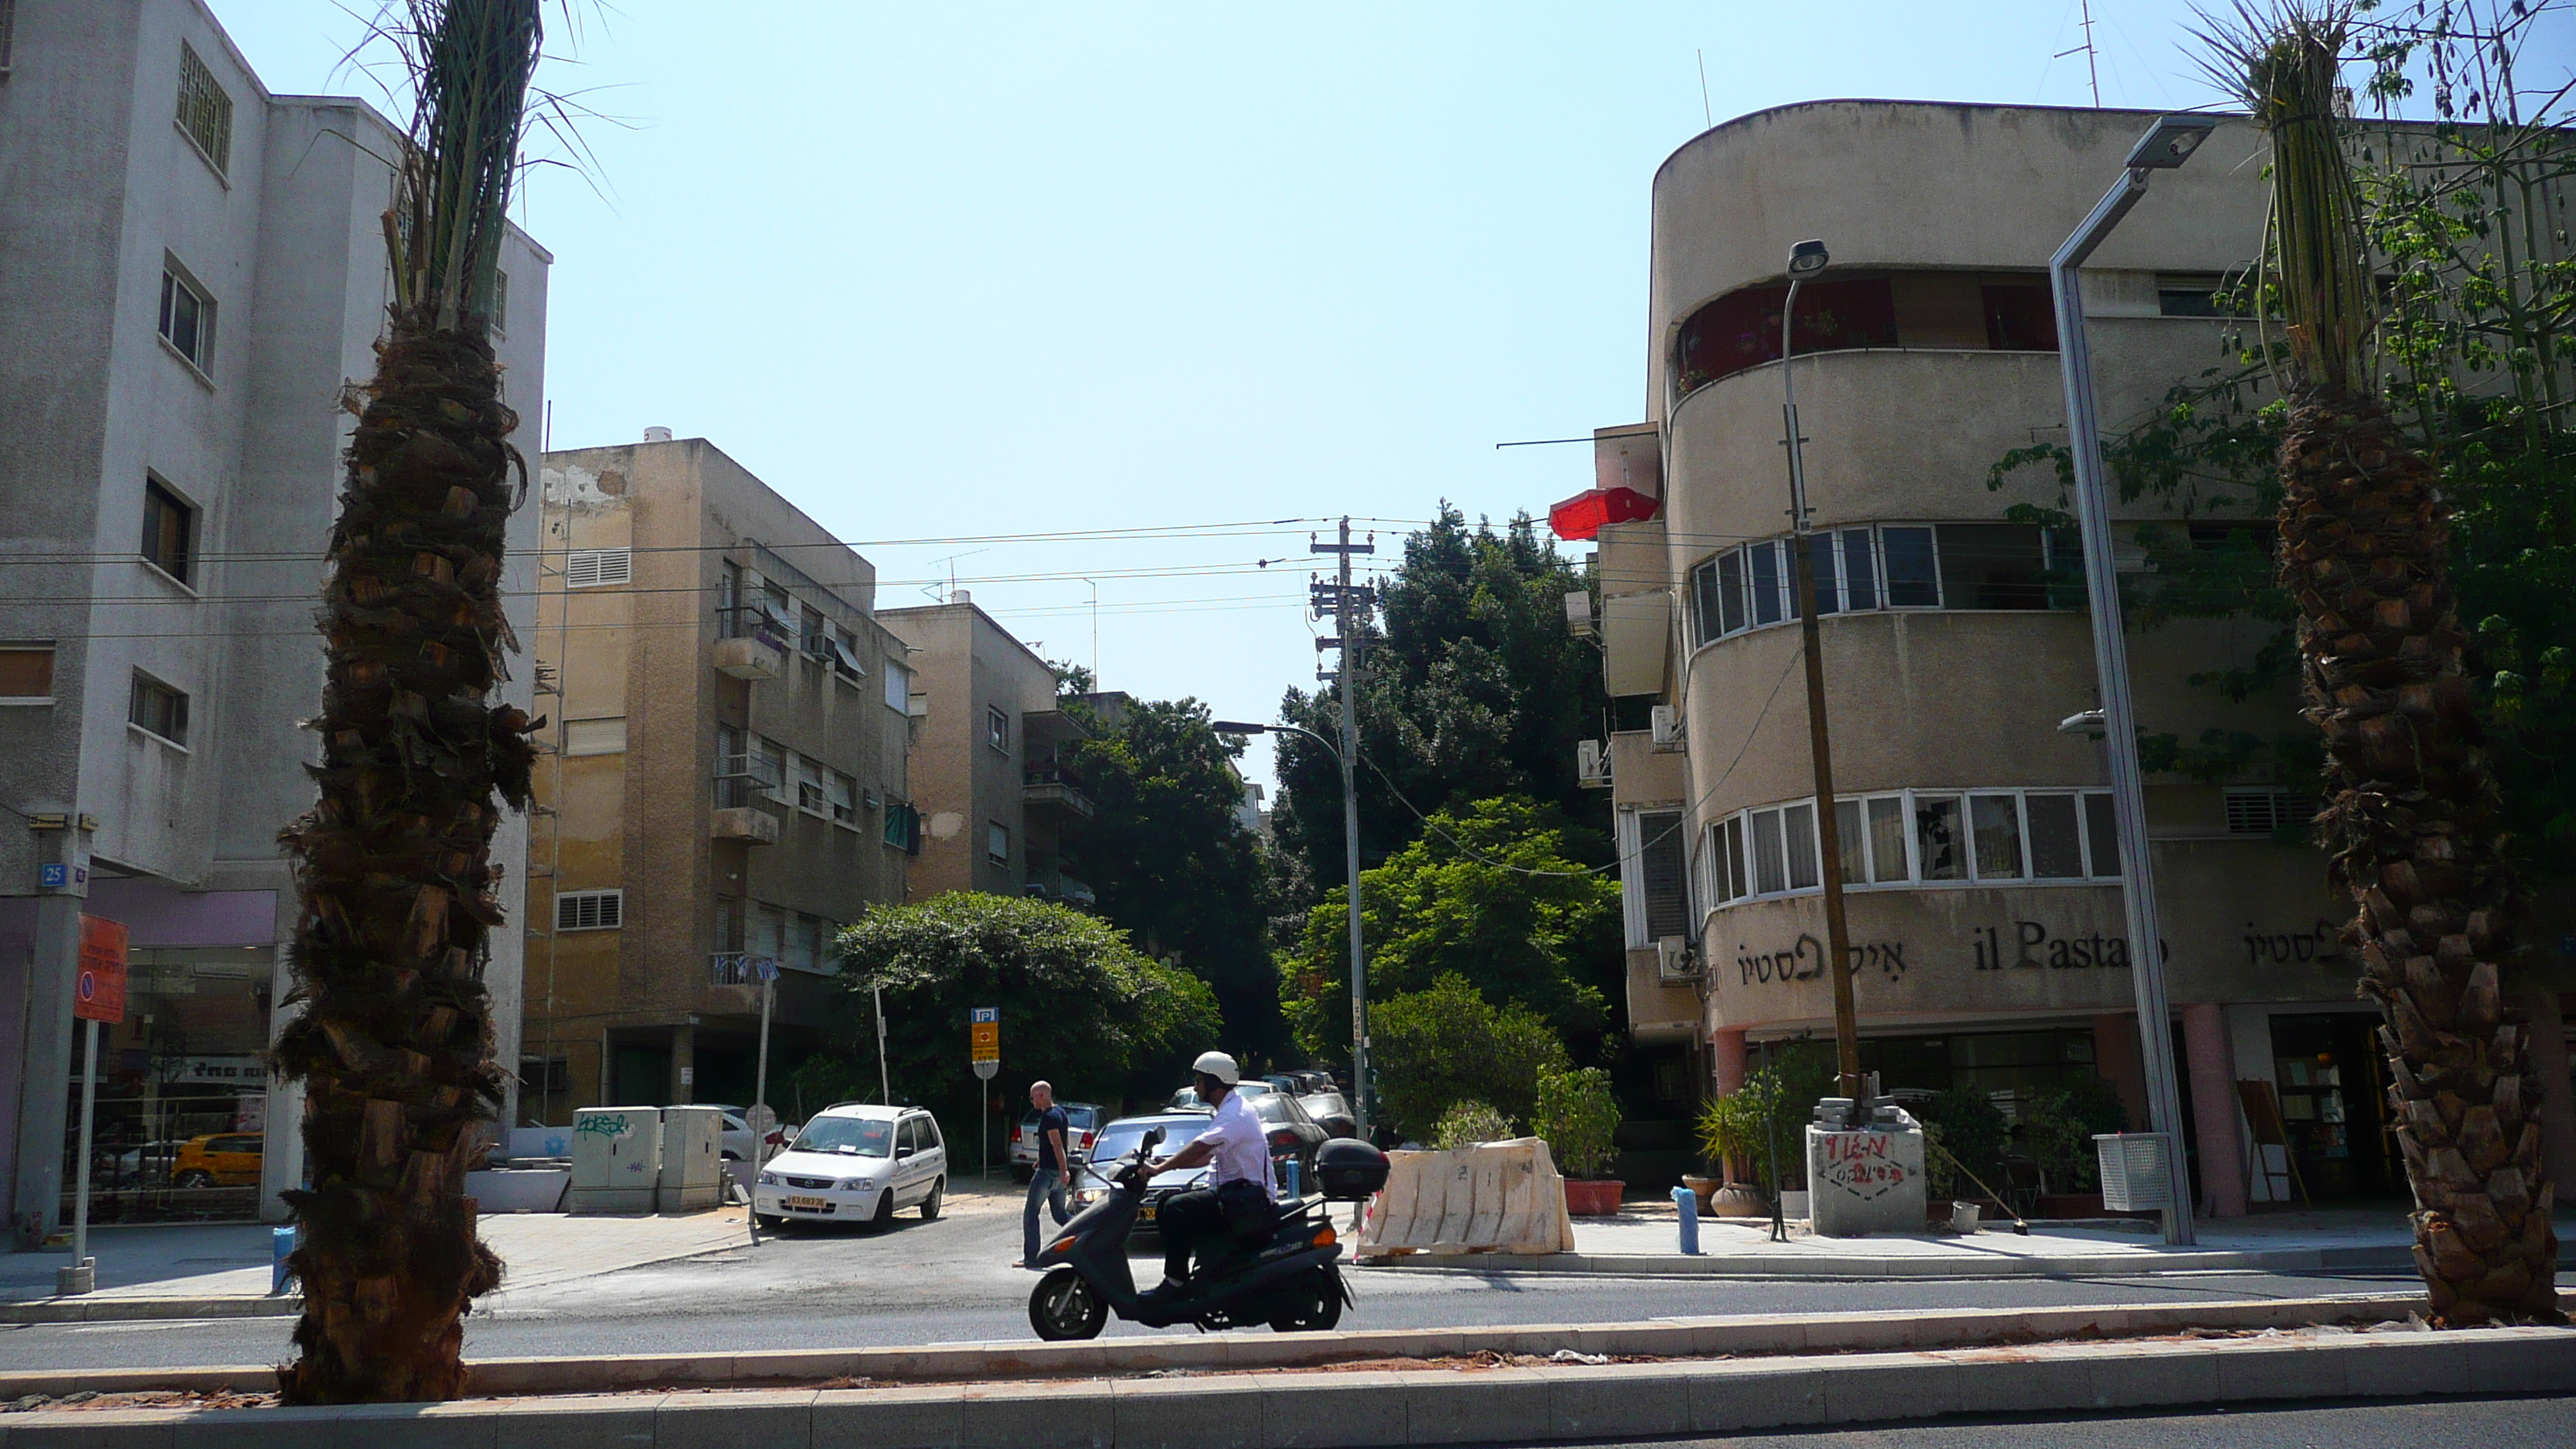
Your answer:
[1547,486,1660,541]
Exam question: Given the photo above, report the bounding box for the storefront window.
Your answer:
[68,946,273,1222]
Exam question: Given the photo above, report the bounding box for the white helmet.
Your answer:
[1191,1050,1240,1085]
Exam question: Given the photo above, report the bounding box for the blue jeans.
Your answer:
[1023,1166,1070,1261]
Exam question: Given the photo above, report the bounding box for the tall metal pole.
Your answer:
[2051,159,2195,1247]
[1781,271,1862,1104]
[70,1018,99,1283]
[751,968,774,1152]
[873,982,891,1105]
[1335,520,1368,1139]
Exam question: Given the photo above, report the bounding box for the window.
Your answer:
[1881,526,1938,607]
[2084,793,2121,875]
[565,718,626,755]
[987,820,1011,865]
[1749,808,1790,895]
[795,757,829,814]
[1632,810,1688,943]
[564,548,632,587]
[1748,540,1784,626]
[987,705,1011,752]
[2156,272,2252,318]
[158,265,214,372]
[1781,802,1820,890]
[1710,815,1748,904]
[1934,525,2052,611]
[884,659,911,713]
[1710,787,2122,909]
[884,801,922,855]
[713,896,744,953]
[142,478,194,584]
[1913,794,1965,880]
[750,903,786,961]
[718,562,745,636]
[1968,793,2024,879]
[176,42,232,174]
[829,628,866,683]
[128,673,188,745]
[799,606,828,664]
[1981,284,2058,350]
[2024,793,2086,879]
[488,269,509,332]
[0,643,55,703]
[829,770,858,825]
[555,889,623,931]
[2225,790,2316,836]
[1674,277,1900,394]
[758,740,788,803]
[787,913,824,973]
[1690,523,2079,646]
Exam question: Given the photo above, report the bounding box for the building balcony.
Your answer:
[1023,763,1094,821]
[1025,871,1096,906]
[710,806,781,844]
[711,754,784,843]
[712,635,785,680]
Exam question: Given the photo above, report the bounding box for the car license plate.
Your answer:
[1138,1202,1157,1223]
[785,1195,829,1211]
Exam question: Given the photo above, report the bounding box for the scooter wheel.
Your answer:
[1268,1267,1344,1332]
[1030,1268,1108,1341]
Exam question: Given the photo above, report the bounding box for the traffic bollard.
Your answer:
[1671,1185,1701,1255]
[272,1225,299,1296]
[1283,1157,1302,1198]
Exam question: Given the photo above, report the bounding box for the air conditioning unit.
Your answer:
[1649,704,1684,751]
[1564,591,1595,638]
[1577,739,1610,789]
[1655,936,1699,982]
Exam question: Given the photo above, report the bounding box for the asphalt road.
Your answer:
[2,1181,2529,1375]
[1535,1396,2576,1448]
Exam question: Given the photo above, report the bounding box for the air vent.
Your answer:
[565,548,632,588]
[555,889,624,931]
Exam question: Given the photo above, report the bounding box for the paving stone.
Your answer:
[811,1386,964,1449]
[165,1404,350,1449]
[2,1410,183,1447]
[488,1394,659,1449]
[1817,1354,1971,1424]
[1255,1369,1411,1449]
[1110,1375,1264,1449]
[1542,1362,1694,1440]
[655,1389,816,1449]
[329,1400,500,1449]
[1687,1361,1828,1433]
[2461,1327,2576,1395]
[2080,1342,2225,1409]
[1400,1367,1547,1445]
[956,1379,1114,1449]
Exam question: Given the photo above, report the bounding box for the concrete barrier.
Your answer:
[1355,1139,1576,1257]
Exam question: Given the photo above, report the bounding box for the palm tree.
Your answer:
[2202,2,2559,1326]
[272,0,547,1402]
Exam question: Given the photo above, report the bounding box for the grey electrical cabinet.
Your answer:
[659,1105,725,1211]
[569,1106,663,1214]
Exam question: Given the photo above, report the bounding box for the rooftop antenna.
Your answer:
[1696,50,1712,128]
[2054,0,2102,107]
[923,549,988,602]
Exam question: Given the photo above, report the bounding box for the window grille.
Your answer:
[176,42,232,173]
[555,889,623,931]
[2225,790,2315,836]
[564,548,632,587]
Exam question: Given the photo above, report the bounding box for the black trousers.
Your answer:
[1156,1180,1267,1283]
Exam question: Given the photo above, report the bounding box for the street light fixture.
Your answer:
[2048,113,2218,1248]
[1778,238,1864,1105]
[1214,719,1368,1138]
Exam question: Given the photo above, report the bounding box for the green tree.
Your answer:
[817,893,1219,1136]
[270,0,550,1403]
[1060,697,1283,1055]
[1272,506,1611,896]
[1364,975,1571,1141]
[1279,797,1618,1065]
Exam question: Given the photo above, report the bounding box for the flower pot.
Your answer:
[1708,1182,1769,1218]
[1562,1179,1626,1216]
[1680,1174,1721,1214]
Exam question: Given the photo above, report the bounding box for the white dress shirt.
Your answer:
[1200,1089,1276,1199]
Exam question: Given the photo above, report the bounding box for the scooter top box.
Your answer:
[1315,1139,1389,1200]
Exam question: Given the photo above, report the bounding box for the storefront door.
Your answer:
[2267,1012,2400,1202]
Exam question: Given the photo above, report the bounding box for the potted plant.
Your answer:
[1690,1070,1785,1216]
[1533,1065,1624,1215]
[2020,1077,2129,1218]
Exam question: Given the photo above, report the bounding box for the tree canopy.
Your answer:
[1365,973,1571,1141]
[1060,697,1284,1055]
[1280,796,1619,1068]
[812,892,1218,1129]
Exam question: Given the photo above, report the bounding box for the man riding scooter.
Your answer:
[1139,1050,1271,1299]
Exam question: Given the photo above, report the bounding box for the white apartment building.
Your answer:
[1599,101,2574,1216]
[0,0,550,1235]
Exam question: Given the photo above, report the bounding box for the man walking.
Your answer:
[1018,1080,1075,1268]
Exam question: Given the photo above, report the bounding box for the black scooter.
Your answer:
[1026,1128,1350,1340]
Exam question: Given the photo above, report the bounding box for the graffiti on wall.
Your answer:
[1813,1131,1912,1200]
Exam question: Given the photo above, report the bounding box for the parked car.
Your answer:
[98,1140,183,1187]
[1008,1101,1104,1180]
[1070,1112,1216,1242]
[1271,1071,1356,1139]
[696,1104,793,1162]
[1162,1079,1273,1113]
[1249,1091,1329,1193]
[170,1133,262,1188]
[751,1104,946,1231]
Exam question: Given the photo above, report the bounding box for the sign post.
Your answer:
[970,1008,999,1177]
[748,955,779,1162]
[63,916,127,1296]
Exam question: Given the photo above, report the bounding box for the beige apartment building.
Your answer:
[879,598,1099,906]
[1599,101,2576,1215]
[523,436,916,1120]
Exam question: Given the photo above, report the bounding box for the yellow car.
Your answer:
[171,1133,262,1188]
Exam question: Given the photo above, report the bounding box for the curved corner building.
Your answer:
[1597,101,2576,1215]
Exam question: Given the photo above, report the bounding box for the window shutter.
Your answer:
[1638,810,1688,939]
[566,549,632,587]
[556,889,624,930]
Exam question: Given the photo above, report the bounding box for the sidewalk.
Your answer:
[1358,1206,2569,1279]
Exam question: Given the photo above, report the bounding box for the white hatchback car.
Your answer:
[752,1104,947,1229]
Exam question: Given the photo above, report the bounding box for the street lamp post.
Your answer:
[2048,113,2218,1248]
[1215,718,1365,1138]
[1779,238,1864,1105]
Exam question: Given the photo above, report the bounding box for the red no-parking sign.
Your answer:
[75,915,127,1024]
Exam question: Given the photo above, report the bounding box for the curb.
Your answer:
[2,1323,2568,1446]
[0,1294,299,1325]
[0,1292,2425,1400]
[1356,1243,2417,1279]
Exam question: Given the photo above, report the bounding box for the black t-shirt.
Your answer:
[1037,1105,1071,1171]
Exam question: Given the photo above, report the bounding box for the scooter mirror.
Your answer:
[1141,1127,1166,1152]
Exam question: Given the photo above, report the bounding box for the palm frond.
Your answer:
[2192,1,2377,392]
[382,0,543,333]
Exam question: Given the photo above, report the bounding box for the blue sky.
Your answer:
[209,1,2250,789]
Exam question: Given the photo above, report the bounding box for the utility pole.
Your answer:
[1311,519,1375,1137]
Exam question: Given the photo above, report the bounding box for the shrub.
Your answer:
[1918,1088,2010,1200]
[1431,1100,1517,1150]
[1694,1067,1788,1187]
[1369,974,1571,1139]
[1532,1064,1622,1180]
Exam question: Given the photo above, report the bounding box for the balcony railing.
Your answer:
[711,953,780,988]
[1023,763,1094,820]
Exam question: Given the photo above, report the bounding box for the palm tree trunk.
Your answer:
[274,313,539,1401]
[2275,382,2560,1326]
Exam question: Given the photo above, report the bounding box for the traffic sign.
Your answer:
[969,1005,999,1063]
[973,1060,999,1081]
[74,916,127,1024]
